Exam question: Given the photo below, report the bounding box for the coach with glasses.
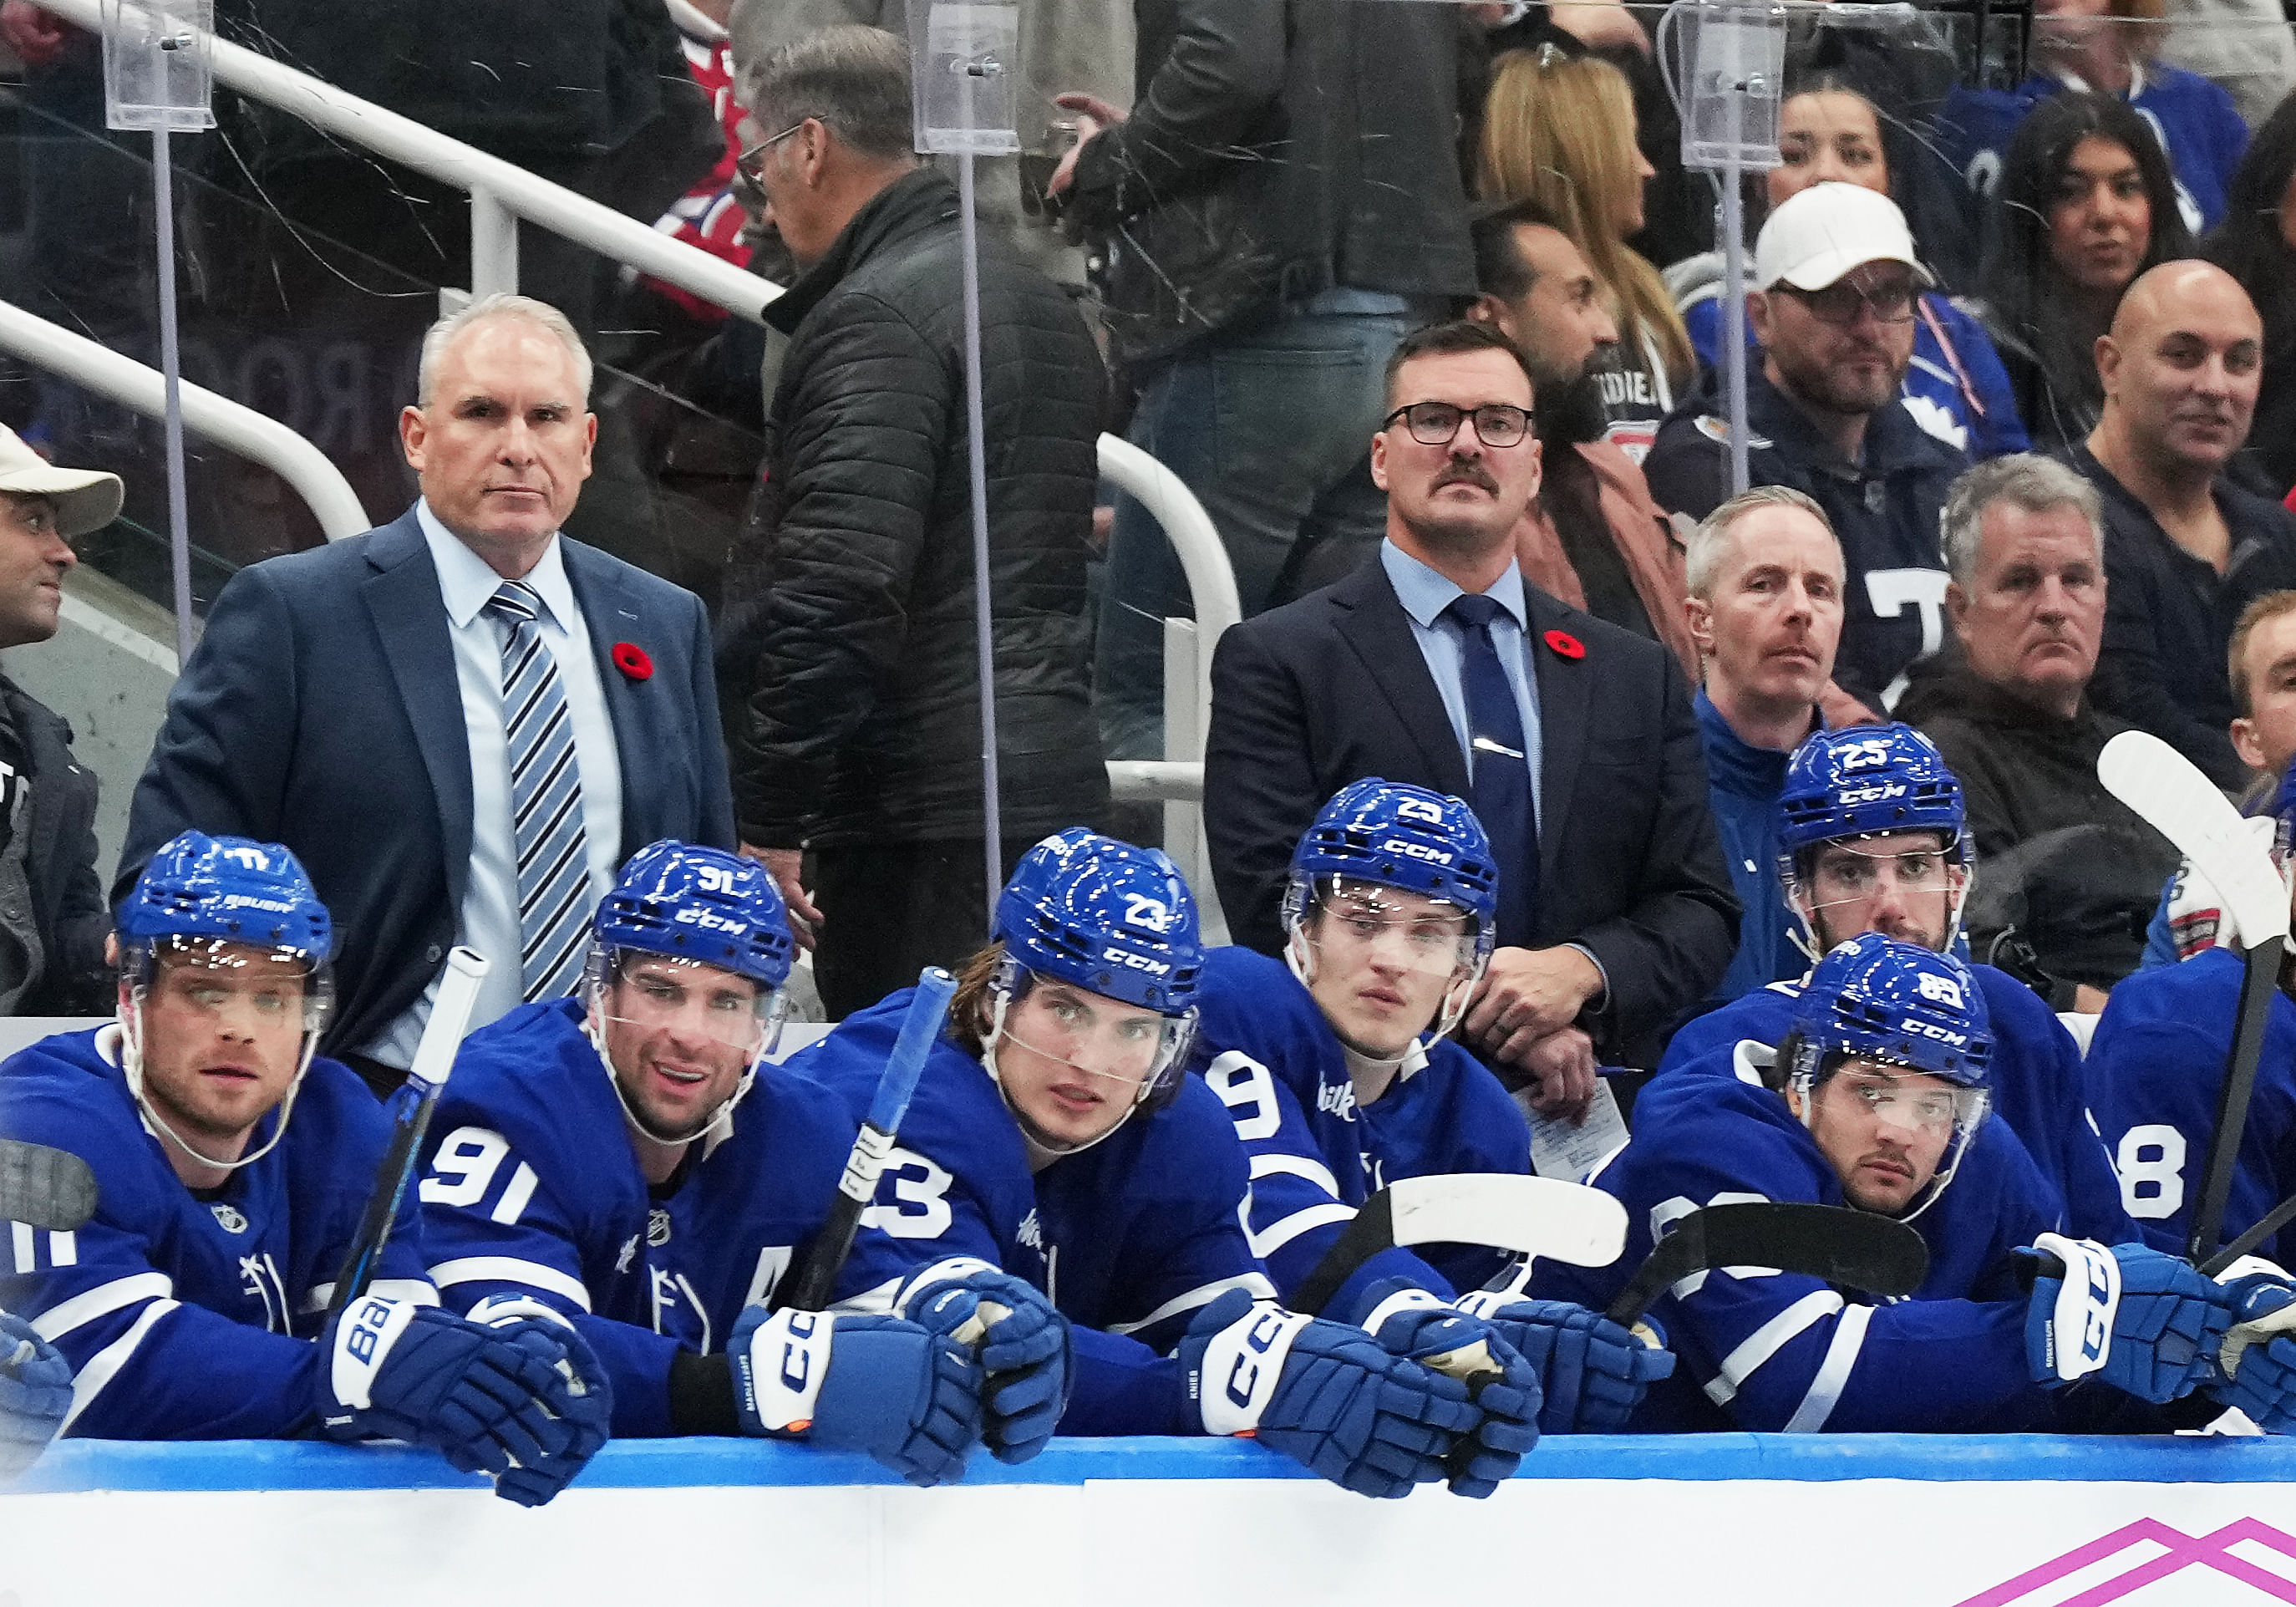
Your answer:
[1644,183,1968,717]
[1206,320,1737,1104]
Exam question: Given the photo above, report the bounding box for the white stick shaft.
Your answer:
[404,948,490,1093]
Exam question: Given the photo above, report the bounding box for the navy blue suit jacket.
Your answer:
[1204,559,1738,1065]
[118,506,734,1054]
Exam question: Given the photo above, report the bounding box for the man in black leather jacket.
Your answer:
[724,25,1109,1017]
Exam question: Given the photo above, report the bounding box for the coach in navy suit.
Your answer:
[119,295,733,1085]
[1206,323,1736,1100]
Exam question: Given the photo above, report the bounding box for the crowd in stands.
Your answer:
[18,0,2296,1483]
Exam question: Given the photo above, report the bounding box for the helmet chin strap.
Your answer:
[584,995,760,1153]
[1789,1056,1969,1225]
[118,990,317,1175]
[978,988,1141,1160]
[1284,924,1483,1071]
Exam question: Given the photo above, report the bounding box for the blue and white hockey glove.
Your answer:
[461,1298,613,1508]
[2021,1236,2231,1403]
[319,1293,612,1506]
[2202,1269,2296,1432]
[1359,1279,1539,1497]
[0,1309,72,1482]
[730,1304,984,1487]
[1179,1288,1482,1500]
[1455,1289,1675,1433]
[898,1259,1070,1465]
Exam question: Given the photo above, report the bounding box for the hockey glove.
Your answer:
[730,1304,984,1487]
[2021,1236,2231,1403]
[1359,1279,1539,1497]
[462,1298,612,1508]
[1179,1288,1481,1500]
[898,1259,1070,1465]
[319,1294,612,1505]
[2203,1270,2296,1432]
[0,1310,72,1482]
[1455,1290,1675,1433]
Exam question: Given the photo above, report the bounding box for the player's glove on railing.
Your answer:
[0,1309,72,1482]
[1359,1279,1539,1496]
[2021,1236,2232,1403]
[462,1297,613,1507]
[897,1259,1069,1464]
[730,1304,984,1487]
[2203,1267,2296,1432]
[1179,1287,1482,1500]
[319,1293,613,1506]
[1455,1289,1675,1433]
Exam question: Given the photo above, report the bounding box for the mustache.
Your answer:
[1433,460,1499,494]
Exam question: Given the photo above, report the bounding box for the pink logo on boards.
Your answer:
[1954,1518,2296,1607]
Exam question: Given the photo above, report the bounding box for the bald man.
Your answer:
[2066,262,2296,789]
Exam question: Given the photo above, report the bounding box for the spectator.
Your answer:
[0,426,117,1015]
[2203,92,2296,497]
[1897,455,2177,1007]
[1673,78,2031,460]
[1047,2,1474,760]
[1643,183,1968,719]
[2160,0,2296,135]
[1944,0,2248,236]
[1466,196,1697,677]
[120,293,734,1094]
[1971,92,2194,455]
[724,28,1108,1016]
[1683,486,1846,1005]
[2069,260,2296,788]
[1479,48,1693,466]
[1204,320,1738,1094]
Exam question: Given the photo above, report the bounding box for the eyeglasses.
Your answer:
[1778,278,1918,327]
[1382,401,1533,449]
[734,121,808,188]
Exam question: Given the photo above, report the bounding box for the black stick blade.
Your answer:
[0,1139,99,1233]
[1605,1202,1929,1327]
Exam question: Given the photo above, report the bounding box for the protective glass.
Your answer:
[997,968,1195,1103]
[596,950,786,1054]
[1381,401,1532,449]
[1793,835,1967,928]
[1302,878,1483,981]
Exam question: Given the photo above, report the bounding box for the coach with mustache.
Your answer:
[1205,320,1737,1110]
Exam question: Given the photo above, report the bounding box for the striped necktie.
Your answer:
[485,579,592,1001]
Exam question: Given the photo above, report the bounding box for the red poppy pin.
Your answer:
[1543,629,1586,661]
[612,642,654,682]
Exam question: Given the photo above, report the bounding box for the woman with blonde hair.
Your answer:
[1480,47,1691,464]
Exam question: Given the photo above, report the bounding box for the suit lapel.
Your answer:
[1331,562,1472,796]
[563,539,650,855]
[361,513,475,908]
[1526,590,1591,893]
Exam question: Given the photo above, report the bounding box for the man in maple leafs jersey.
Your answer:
[414,840,1050,1484]
[0,832,606,1504]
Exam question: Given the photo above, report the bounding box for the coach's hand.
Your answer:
[739,844,822,952]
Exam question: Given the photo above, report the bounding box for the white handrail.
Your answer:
[34,0,781,326]
[1095,432,1241,752]
[0,297,370,540]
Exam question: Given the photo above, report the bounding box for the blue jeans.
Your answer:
[1095,297,1414,760]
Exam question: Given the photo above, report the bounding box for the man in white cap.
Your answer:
[1644,182,1969,717]
[0,422,120,1012]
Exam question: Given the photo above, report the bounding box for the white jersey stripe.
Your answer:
[1248,1152,1344,1197]
[59,1298,180,1432]
[1248,1203,1358,1260]
[1784,1303,1874,1432]
[1704,1289,1845,1406]
[30,1271,175,1343]
[429,1255,592,1311]
[1107,1274,1280,1337]
[300,1279,440,1316]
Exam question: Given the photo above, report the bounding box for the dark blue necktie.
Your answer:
[1445,592,1537,948]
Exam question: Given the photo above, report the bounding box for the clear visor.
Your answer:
[1820,1067,1989,1137]
[130,937,332,1036]
[593,950,787,1055]
[996,968,1195,1104]
[1301,878,1482,981]
[1791,836,1966,925]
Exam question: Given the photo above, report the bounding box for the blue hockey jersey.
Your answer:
[2085,946,2296,1268]
[0,1026,431,1440]
[414,999,868,1437]
[1662,964,2135,1244]
[1191,947,1534,1322]
[1533,1060,2070,1432]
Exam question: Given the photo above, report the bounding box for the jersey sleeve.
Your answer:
[1981,974,2137,1245]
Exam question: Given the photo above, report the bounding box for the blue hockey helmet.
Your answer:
[117,830,333,969]
[995,828,1204,1015]
[1283,780,1500,960]
[1777,725,1966,858]
[592,840,795,989]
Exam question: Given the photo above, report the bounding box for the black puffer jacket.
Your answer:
[726,168,1110,849]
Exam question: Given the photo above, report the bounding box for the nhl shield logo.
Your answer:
[648,1207,673,1248]
[210,1203,249,1234]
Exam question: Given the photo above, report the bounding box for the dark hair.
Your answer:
[1383,319,1538,406]
[2204,89,2296,348]
[1469,196,1569,302]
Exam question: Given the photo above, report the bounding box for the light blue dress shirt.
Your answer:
[358,501,625,1069]
[1379,539,1542,828]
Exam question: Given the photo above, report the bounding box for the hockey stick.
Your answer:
[1293,1174,1628,1317]
[2200,1191,2296,1279]
[781,966,961,1313]
[0,1138,97,1233]
[2097,730,2292,1264]
[324,947,490,1318]
[1603,1202,1930,1328]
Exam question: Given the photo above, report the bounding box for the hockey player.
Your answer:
[787,828,1540,1499]
[1544,933,2284,1432]
[1662,724,2133,1241]
[1191,779,1676,1433]
[414,841,1052,1485]
[0,1309,69,1480]
[0,832,607,1505]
